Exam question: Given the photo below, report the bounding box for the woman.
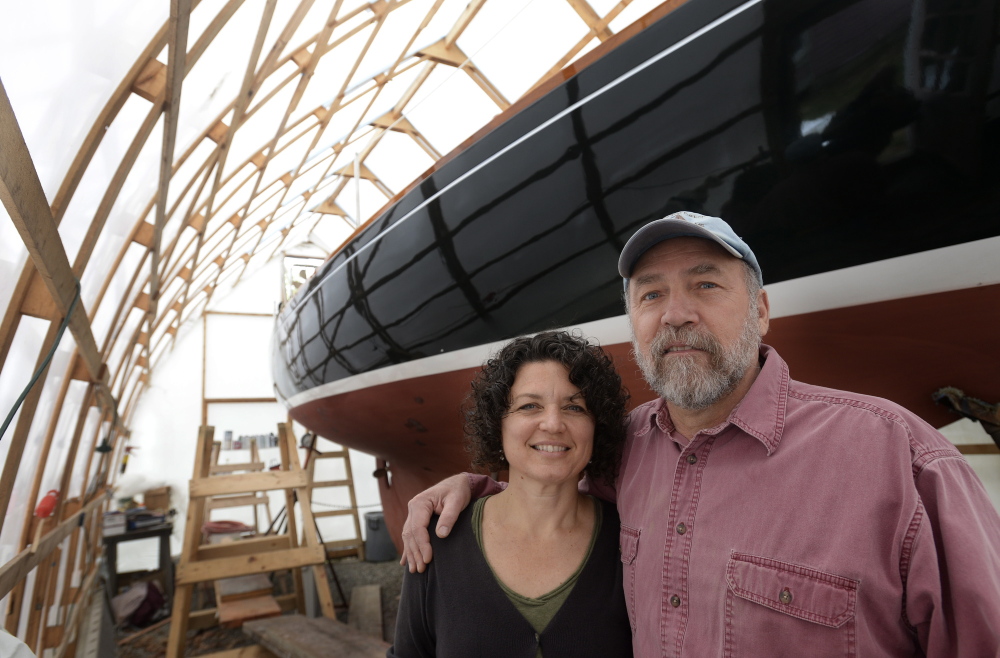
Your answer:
[389,331,632,657]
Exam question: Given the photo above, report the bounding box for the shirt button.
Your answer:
[686,454,697,464]
[670,595,681,607]
[779,588,792,604]
[676,523,687,535]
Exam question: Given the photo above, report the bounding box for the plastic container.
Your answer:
[364,511,396,562]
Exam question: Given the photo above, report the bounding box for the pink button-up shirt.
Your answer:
[472,345,1000,656]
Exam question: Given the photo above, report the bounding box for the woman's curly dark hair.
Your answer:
[465,331,629,486]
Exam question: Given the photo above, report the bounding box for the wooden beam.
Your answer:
[0,79,104,383]
[20,271,59,320]
[131,58,167,102]
[176,545,326,585]
[133,221,156,247]
[148,0,192,343]
[189,470,310,498]
[0,493,107,600]
[565,0,615,40]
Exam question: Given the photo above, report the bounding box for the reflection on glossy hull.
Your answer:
[274,0,1000,548]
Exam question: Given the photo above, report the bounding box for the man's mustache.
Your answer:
[648,327,722,359]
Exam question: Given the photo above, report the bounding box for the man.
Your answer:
[401,212,1000,656]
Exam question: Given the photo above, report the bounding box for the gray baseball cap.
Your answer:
[618,211,763,284]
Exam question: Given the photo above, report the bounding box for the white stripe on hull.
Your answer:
[286,234,1000,410]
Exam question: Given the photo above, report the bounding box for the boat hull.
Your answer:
[275,0,1000,549]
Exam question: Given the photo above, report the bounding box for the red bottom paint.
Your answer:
[291,283,1000,550]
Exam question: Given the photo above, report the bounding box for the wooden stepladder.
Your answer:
[166,424,336,657]
[303,432,366,560]
[207,439,273,532]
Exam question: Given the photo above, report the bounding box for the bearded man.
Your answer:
[399,212,1000,657]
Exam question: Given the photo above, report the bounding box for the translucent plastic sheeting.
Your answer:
[225,82,299,179]
[350,0,436,88]
[69,406,103,497]
[166,138,217,222]
[252,61,301,113]
[417,0,472,47]
[80,110,166,312]
[608,0,668,33]
[105,307,144,380]
[313,100,371,154]
[175,0,269,154]
[36,381,90,498]
[91,243,146,350]
[461,0,585,102]
[204,313,276,399]
[363,130,436,193]
[588,0,624,13]
[188,0,232,46]
[275,121,318,155]
[310,215,355,253]
[58,96,161,267]
[283,0,341,61]
[0,322,75,559]
[262,138,314,189]
[0,316,48,476]
[0,1,166,200]
[405,64,501,156]
[286,160,329,200]
[0,206,29,320]
[291,28,373,125]
[355,64,425,128]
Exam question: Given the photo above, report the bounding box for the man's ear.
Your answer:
[757,288,770,337]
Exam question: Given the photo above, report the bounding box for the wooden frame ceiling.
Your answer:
[0,0,684,648]
[0,0,663,644]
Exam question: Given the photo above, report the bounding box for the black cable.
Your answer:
[0,279,82,443]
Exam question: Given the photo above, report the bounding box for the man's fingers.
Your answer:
[401,496,436,573]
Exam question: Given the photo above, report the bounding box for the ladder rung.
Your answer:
[315,451,347,459]
[313,509,354,518]
[324,538,361,549]
[312,479,349,488]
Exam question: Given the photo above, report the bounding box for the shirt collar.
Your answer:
[639,344,790,455]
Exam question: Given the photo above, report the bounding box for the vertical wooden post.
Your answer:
[278,427,306,614]
[165,426,214,657]
[280,423,335,619]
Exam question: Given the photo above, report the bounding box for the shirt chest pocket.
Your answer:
[619,525,639,635]
[724,552,859,658]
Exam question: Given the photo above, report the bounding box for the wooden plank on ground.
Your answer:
[218,595,281,628]
[347,585,382,640]
[243,615,389,658]
[198,645,278,658]
[218,574,273,602]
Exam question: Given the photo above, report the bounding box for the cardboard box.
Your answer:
[143,486,171,512]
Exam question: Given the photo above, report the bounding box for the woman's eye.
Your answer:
[566,404,587,413]
[518,403,538,411]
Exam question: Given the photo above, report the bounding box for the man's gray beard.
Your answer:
[632,306,761,411]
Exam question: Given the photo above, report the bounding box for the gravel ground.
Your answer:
[117,557,404,657]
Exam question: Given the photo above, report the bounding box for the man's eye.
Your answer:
[698,282,718,289]
[642,291,660,301]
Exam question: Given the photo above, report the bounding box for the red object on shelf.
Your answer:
[35,490,59,518]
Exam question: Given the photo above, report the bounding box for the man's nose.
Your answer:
[659,291,697,327]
